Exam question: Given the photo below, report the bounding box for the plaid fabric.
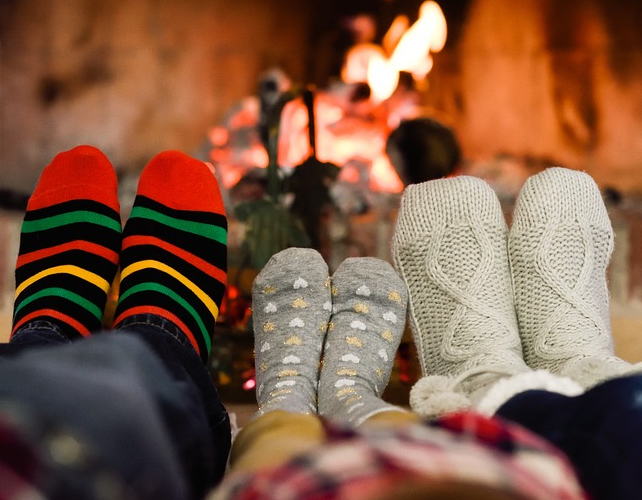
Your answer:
[213,412,588,500]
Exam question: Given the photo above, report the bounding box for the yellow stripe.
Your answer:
[120,260,219,318]
[15,265,110,298]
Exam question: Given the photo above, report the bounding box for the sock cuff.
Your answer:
[512,167,611,228]
[475,370,584,416]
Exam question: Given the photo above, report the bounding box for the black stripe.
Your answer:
[131,195,227,227]
[24,199,120,221]
[16,249,117,282]
[122,217,226,262]
[18,222,121,255]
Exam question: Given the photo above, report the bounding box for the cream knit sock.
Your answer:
[509,167,633,388]
[393,176,531,418]
[252,248,332,416]
[318,257,409,427]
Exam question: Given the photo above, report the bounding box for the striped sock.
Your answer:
[12,145,122,339]
[114,151,227,362]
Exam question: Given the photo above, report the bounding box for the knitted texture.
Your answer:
[12,146,121,338]
[252,248,331,416]
[393,176,530,414]
[114,151,227,362]
[318,257,409,426]
[509,167,631,388]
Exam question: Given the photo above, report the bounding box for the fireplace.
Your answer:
[1,0,642,384]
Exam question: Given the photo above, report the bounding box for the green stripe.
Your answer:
[118,282,211,352]
[21,211,121,234]
[13,287,103,321]
[130,206,227,245]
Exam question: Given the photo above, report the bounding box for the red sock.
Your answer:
[12,145,121,338]
[114,151,227,361]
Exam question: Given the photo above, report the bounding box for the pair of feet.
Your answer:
[393,168,636,417]
[12,145,227,362]
[252,249,409,426]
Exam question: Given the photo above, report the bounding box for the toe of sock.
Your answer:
[29,145,119,211]
[137,150,225,214]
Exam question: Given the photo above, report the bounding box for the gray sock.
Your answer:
[252,248,332,416]
[393,176,531,418]
[318,257,409,427]
[509,167,632,388]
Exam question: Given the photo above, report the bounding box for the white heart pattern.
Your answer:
[356,285,371,296]
[383,311,398,323]
[276,380,297,388]
[264,302,277,313]
[378,349,388,362]
[293,277,308,289]
[260,342,271,353]
[282,355,301,364]
[350,320,366,331]
[323,301,332,311]
[334,379,356,388]
[289,317,305,328]
[341,354,361,363]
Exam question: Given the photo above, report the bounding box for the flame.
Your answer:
[342,44,387,85]
[209,2,447,195]
[342,1,447,102]
[367,53,400,103]
[383,15,409,55]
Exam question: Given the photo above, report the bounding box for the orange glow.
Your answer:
[209,126,229,147]
[369,156,404,193]
[342,44,387,84]
[383,15,409,55]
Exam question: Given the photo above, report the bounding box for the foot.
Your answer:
[114,151,227,362]
[252,248,332,415]
[318,257,409,426]
[509,167,632,388]
[393,176,530,417]
[12,146,121,339]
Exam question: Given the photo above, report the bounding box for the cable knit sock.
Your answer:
[392,176,534,418]
[318,258,409,427]
[12,146,121,339]
[509,167,633,388]
[114,151,227,362]
[252,248,332,416]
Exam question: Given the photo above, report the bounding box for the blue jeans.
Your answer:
[497,374,642,500]
[0,315,231,500]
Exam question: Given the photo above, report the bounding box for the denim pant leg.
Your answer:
[115,314,231,491]
[0,316,231,498]
[496,374,642,500]
[0,320,72,358]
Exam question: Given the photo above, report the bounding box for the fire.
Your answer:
[208,2,446,196]
[343,1,447,102]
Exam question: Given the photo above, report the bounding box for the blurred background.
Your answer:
[1,0,642,399]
